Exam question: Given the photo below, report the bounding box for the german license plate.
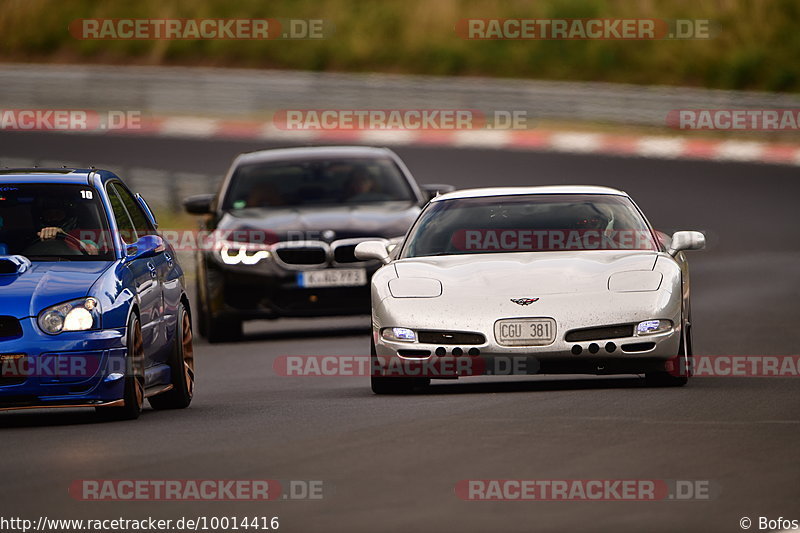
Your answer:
[494,318,557,346]
[297,268,367,288]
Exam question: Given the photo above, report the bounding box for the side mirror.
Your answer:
[135,193,158,229]
[420,184,455,201]
[355,240,391,265]
[667,231,705,256]
[183,194,214,215]
[125,235,165,261]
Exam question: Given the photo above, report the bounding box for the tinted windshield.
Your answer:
[402,194,657,258]
[222,158,415,209]
[0,183,114,261]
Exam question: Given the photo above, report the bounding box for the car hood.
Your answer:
[0,260,112,319]
[217,202,420,241]
[393,251,658,296]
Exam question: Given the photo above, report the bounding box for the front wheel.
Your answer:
[645,326,691,387]
[196,265,244,344]
[197,277,242,343]
[370,337,429,394]
[150,303,195,410]
[371,376,415,394]
[205,314,243,343]
[97,313,145,420]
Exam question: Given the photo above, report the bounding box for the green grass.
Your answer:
[0,0,797,92]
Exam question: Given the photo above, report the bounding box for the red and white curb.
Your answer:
[24,116,800,166]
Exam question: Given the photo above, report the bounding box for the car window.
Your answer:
[0,183,114,261]
[106,184,138,244]
[222,157,415,209]
[110,183,155,237]
[402,194,657,257]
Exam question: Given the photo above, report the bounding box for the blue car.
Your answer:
[0,168,194,420]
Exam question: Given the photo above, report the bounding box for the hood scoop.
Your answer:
[0,255,32,275]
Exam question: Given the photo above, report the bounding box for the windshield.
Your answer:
[402,194,657,258]
[0,183,114,261]
[222,157,415,210]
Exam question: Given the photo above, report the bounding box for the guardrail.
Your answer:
[2,63,799,126]
[2,64,799,208]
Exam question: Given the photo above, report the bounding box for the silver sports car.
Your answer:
[355,186,705,394]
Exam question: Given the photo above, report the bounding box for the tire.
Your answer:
[645,321,691,388]
[645,370,688,387]
[149,303,195,410]
[97,313,145,420]
[371,376,422,394]
[370,337,428,394]
[197,275,242,343]
[198,284,243,344]
[205,314,243,343]
[195,278,207,338]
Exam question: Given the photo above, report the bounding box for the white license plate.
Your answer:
[494,318,557,346]
[297,268,367,288]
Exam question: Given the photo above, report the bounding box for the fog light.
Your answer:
[381,327,417,343]
[635,320,672,336]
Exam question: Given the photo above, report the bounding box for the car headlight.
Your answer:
[381,327,417,343]
[634,319,672,336]
[38,298,101,334]
[215,240,272,265]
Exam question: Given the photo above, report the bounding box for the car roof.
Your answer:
[432,185,627,202]
[0,168,121,186]
[234,145,397,165]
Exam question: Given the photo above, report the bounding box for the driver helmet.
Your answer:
[36,196,78,233]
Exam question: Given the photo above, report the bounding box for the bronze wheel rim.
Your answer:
[132,322,144,410]
[182,311,194,399]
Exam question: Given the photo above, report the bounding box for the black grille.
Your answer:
[333,244,361,264]
[621,342,656,353]
[398,349,431,358]
[565,324,634,342]
[275,247,327,265]
[417,330,486,345]
[0,317,22,340]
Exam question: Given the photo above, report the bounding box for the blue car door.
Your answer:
[106,183,165,369]
[112,183,174,363]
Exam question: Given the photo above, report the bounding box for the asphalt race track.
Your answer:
[1,131,798,533]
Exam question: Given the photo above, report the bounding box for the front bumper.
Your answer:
[374,328,681,378]
[372,290,683,378]
[0,318,128,410]
[203,254,379,319]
